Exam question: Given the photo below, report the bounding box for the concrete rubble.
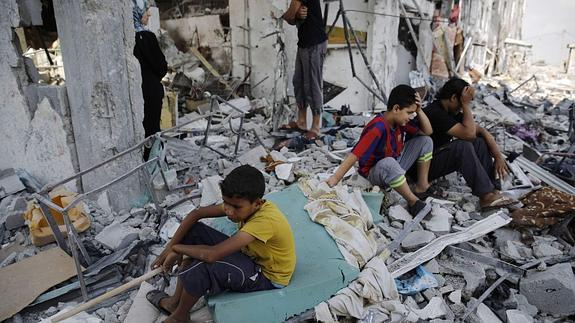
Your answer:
[1,0,575,322]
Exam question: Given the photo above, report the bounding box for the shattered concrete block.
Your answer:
[506,310,534,323]
[519,263,575,315]
[0,168,26,199]
[448,289,461,304]
[388,205,413,222]
[475,303,502,323]
[411,296,447,320]
[331,140,348,150]
[503,289,538,317]
[237,145,267,171]
[532,243,563,258]
[125,281,159,323]
[454,210,470,223]
[269,150,288,162]
[401,230,435,251]
[424,259,440,274]
[199,175,223,207]
[95,223,140,250]
[275,163,293,181]
[422,205,453,233]
[159,217,180,241]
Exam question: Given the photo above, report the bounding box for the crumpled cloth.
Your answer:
[511,186,575,228]
[299,179,410,321]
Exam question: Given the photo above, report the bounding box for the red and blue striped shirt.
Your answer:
[351,115,419,177]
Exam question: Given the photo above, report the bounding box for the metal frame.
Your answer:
[31,93,251,301]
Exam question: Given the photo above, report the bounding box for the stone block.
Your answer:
[388,205,412,222]
[475,303,502,323]
[95,223,140,250]
[401,230,435,251]
[237,145,267,171]
[519,263,575,315]
[422,205,452,233]
[506,310,534,323]
[532,243,563,258]
[125,281,159,323]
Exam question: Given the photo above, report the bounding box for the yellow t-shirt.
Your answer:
[239,201,296,286]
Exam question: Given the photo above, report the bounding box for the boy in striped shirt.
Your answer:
[327,85,434,216]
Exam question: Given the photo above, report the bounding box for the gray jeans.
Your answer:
[293,40,327,115]
[367,136,433,188]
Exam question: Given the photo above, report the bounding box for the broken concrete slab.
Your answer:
[199,175,223,207]
[125,281,159,323]
[275,163,294,181]
[388,205,413,222]
[475,303,502,323]
[422,205,453,233]
[519,262,575,315]
[439,258,486,296]
[389,211,511,278]
[0,168,26,199]
[95,223,140,250]
[410,296,448,320]
[503,289,538,317]
[532,243,563,258]
[237,145,267,171]
[506,309,534,323]
[448,289,462,304]
[401,230,435,251]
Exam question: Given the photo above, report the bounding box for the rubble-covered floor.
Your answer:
[2,62,575,323]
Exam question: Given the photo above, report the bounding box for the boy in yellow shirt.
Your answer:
[147,165,296,323]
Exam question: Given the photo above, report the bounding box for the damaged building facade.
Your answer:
[1,0,575,322]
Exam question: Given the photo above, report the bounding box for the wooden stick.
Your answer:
[51,267,164,322]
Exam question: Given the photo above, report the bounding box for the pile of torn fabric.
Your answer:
[297,179,514,322]
[511,186,575,228]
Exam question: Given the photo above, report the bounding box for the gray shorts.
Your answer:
[367,136,433,188]
[293,40,327,115]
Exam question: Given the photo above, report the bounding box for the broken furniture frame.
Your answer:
[33,151,163,302]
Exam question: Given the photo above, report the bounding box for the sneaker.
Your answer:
[408,200,429,217]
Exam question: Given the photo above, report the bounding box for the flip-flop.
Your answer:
[146,290,172,316]
[480,196,518,211]
[279,121,306,133]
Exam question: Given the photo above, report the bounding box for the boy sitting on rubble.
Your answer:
[146,165,296,323]
[327,84,435,216]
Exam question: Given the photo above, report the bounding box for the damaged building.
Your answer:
[1,0,575,322]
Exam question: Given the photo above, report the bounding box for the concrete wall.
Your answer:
[0,0,78,190]
[53,0,146,210]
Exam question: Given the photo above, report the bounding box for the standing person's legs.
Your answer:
[306,40,327,137]
[142,82,164,160]
[292,46,308,130]
[398,136,433,194]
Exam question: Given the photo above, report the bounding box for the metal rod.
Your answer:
[509,75,536,94]
[62,157,160,212]
[62,210,89,301]
[234,117,245,156]
[399,1,431,73]
[340,0,356,77]
[36,195,69,253]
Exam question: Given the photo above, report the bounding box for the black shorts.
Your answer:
[177,222,277,298]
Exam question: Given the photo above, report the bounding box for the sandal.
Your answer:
[146,290,172,316]
[279,121,306,133]
[480,196,518,211]
[303,130,320,140]
[414,185,448,200]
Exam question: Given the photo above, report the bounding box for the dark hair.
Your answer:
[219,165,265,202]
[436,78,469,101]
[387,85,417,111]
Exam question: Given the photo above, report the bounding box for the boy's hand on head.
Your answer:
[415,92,422,112]
[296,5,308,19]
[461,86,475,105]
